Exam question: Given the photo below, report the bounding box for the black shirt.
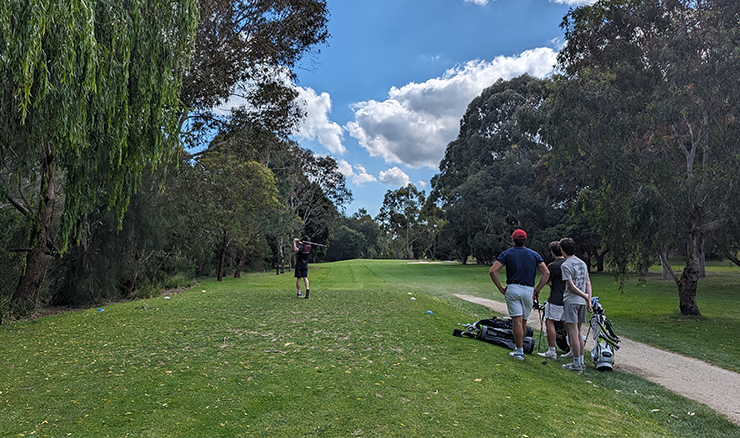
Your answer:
[546,258,566,306]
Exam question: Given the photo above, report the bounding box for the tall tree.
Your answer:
[181,0,330,145]
[286,148,352,243]
[0,0,198,313]
[430,75,556,264]
[195,154,282,281]
[376,184,427,260]
[546,0,740,315]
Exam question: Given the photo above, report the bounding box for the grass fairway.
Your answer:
[1,259,739,437]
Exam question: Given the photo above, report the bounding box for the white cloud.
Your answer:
[346,47,558,169]
[337,159,377,187]
[417,180,428,189]
[464,0,489,5]
[379,167,411,187]
[353,166,377,186]
[295,87,346,154]
[337,159,354,176]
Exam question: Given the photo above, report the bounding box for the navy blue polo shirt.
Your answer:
[496,246,544,287]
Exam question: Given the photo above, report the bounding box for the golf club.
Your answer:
[296,238,326,247]
[534,300,548,365]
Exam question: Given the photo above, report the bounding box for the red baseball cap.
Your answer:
[512,229,527,240]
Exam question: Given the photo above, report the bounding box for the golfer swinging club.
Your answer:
[490,229,550,361]
[293,236,311,299]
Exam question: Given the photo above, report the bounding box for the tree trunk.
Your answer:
[679,206,705,315]
[12,143,55,314]
[234,244,248,278]
[595,250,605,272]
[678,260,701,316]
[276,236,287,275]
[217,231,230,282]
[661,247,672,280]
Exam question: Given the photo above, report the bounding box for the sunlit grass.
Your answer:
[1,260,738,436]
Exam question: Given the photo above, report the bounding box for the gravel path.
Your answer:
[454,294,740,425]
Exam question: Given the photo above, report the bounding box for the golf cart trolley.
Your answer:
[588,296,620,371]
[452,316,535,354]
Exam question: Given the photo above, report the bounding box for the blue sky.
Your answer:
[292,0,594,217]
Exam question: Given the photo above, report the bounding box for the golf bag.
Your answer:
[589,297,620,371]
[533,300,571,354]
[453,317,535,354]
[554,320,570,353]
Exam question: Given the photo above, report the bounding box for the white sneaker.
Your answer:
[509,351,525,361]
[537,350,557,359]
[561,350,573,358]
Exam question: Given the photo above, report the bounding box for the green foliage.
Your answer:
[1,260,738,436]
[182,0,330,141]
[325,225,366,261]
[376,184,427,260]
[0,207,25,299]
[545,0,740,314]
[0,0,199,313]
[431,75,559,264]
[162,273,195,291]
[0,0,335,314]
[0,0,198,245]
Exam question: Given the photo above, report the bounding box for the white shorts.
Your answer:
[544,302,564,321]
[504,284,534,319]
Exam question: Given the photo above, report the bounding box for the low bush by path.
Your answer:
[1,260,738,437]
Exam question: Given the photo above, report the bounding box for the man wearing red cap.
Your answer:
[489,229,550,361]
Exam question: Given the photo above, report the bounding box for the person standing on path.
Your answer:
[537,241,567,360]
[490,229,550,361]
[293,236,311,299]
[559,237,592,372]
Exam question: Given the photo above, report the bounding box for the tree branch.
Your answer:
[0,174,30,217]
[696,218,725,234]
[726,252,740,268]
[658,250,680,286]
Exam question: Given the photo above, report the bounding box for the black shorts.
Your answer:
[294,266,308,278]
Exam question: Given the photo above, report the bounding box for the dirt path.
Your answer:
[454,294,740,425]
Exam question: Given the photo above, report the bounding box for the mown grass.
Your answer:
[1,259,739,437]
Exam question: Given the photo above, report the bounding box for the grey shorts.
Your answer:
[563,303,586,324]
[504,284,533,319]
[544,302,564,321]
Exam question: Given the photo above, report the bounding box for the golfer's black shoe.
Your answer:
[305,290,309,299]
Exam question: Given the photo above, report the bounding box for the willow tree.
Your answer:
[0,0,198,313]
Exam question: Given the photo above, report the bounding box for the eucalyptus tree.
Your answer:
[0,0,198,313]
[430,75,555,264]
[376,184,427,260]
[545,0,740,315]
[196,154,282,281]
[181,0,330,146]
[286,148,352,243]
